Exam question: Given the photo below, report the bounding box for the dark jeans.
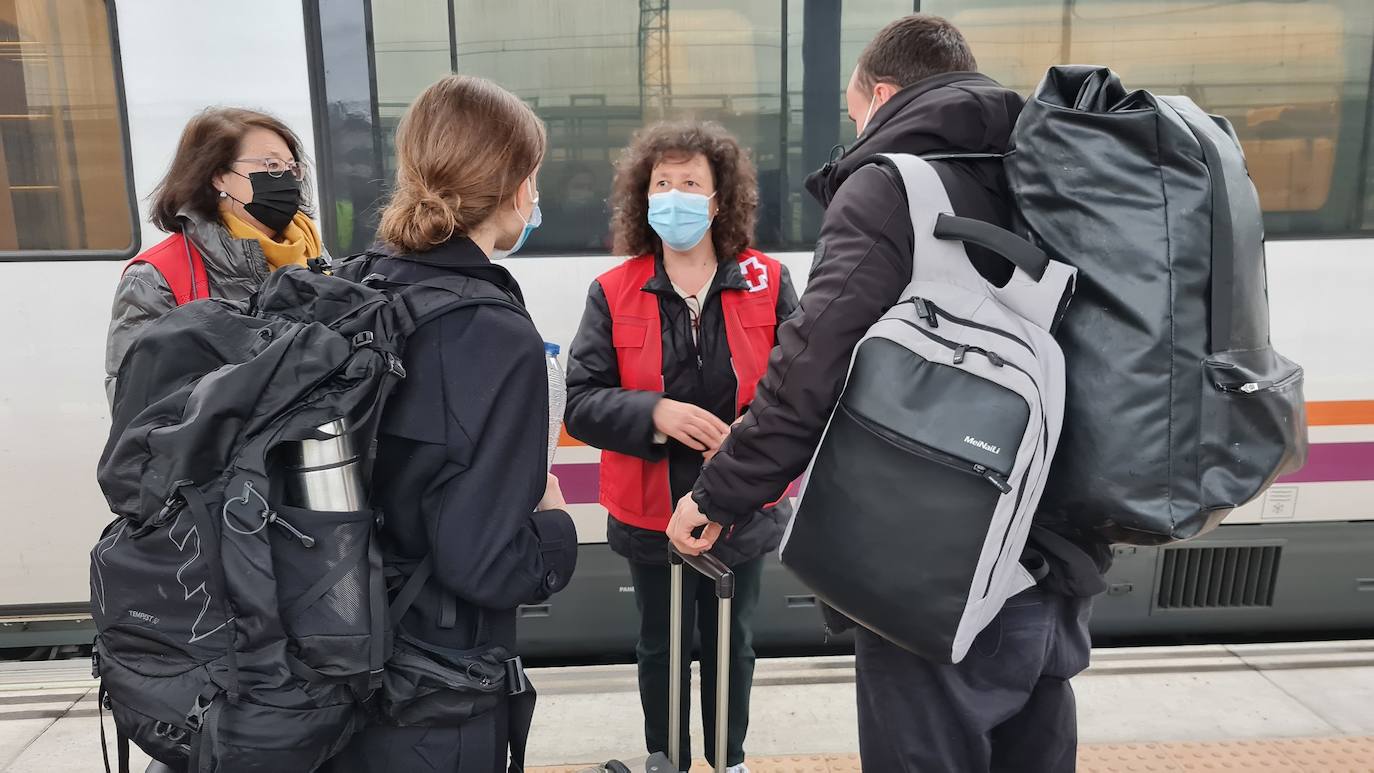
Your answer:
[854,587,1094,773]
[628,556,764,771]
[318,701,508,773]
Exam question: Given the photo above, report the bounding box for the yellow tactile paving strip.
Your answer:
[531,736,1374,772]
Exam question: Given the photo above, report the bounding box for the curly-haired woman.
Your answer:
[565,122,797,773]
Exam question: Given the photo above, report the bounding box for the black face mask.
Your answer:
[234,170,300,234]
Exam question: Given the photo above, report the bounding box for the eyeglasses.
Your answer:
[234,157,305,181]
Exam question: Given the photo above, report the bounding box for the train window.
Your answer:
[0,0,135,257]
[922,0,1374,239]
[365,0,913,255]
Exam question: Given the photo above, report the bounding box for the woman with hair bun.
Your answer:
[321,74,577,773]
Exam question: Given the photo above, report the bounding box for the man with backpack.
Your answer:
[669,15,1110,772]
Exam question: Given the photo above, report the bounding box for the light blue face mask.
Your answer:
[647,189,715,252]
[491,180,541,260]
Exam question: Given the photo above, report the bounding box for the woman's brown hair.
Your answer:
[609,121,758,261]
[149,107,312,233]
[378,75,547,252]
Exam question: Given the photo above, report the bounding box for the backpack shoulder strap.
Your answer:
[873,153,996,293]
[126,233,209,306]
[876,153,1076,331]
[397,274,532,328]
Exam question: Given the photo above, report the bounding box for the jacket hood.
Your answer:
[805,71,1024,207]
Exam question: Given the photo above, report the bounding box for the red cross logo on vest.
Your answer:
[740,255,769,293]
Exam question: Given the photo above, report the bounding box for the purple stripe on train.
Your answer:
[552,442,1372,506]
[551,462,803,507]
[1276,442,1374,484]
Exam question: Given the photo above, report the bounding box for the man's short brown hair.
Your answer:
[854,14,977,93]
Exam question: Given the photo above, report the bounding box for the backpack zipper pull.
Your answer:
[953,345,968,365]
[986,350,1005,367]
[974,464,1012,494]
[915,298,938,327]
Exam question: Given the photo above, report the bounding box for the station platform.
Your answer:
[2,639,1371,772]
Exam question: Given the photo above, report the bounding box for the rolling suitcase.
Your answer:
[586,548,735,773]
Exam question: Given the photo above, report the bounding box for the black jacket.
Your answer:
[367,238,579,651]
[566,255,799,566]
[693,72,1111,596]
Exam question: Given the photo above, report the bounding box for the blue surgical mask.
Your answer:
[647,189,715,252]
[492,179,541,260]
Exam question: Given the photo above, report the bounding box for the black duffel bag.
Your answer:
[1006,66,1308,544]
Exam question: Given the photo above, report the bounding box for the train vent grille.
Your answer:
[1156,545,1282,609]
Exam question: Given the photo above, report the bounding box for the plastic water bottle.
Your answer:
[545,342,566,471]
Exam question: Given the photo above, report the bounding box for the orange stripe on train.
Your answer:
[1307,400,1374,427]
[559,400,1374,446]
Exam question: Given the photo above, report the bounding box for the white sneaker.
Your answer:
[725,765,750,773]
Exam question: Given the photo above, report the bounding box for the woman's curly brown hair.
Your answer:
[610,121,758,261]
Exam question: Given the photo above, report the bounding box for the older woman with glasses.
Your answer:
[565,121,798,773]
[105,107,325,404]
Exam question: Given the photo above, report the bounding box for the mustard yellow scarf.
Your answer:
[222,211,324,270]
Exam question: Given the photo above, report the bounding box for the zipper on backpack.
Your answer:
[911,297,938,327]
[975,465,1013,494]
[895,319,1032,379]
[841,405,1011,494]
[904,298,1034,354]
[1212,368,1302,394]
[952,344,1003,367]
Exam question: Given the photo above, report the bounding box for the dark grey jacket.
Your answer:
[103,211,321,404]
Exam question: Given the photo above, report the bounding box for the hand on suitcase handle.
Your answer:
[667,494,722,556]
[670,546,735,599]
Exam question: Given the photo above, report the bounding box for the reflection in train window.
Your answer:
[923,0,1374,238]
[0,0,135,256]
[354,0,1374,253]
[367,0,911,255]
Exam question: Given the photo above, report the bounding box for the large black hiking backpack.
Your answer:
[92,258,530,772]
[1005,66,1309,544]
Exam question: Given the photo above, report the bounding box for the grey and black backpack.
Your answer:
[783,153,1076,664]
[92,257,534,772]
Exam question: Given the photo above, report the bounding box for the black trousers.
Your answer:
[854,587,1094,773]
[628,557,764,771]
[318,701,508,773]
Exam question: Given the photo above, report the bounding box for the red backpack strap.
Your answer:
[124,233,209,306]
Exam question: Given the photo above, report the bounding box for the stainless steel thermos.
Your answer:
[280,419,366,511]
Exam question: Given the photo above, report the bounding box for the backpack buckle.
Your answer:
[504,656,529,697]
[352,331,375,348]
[135,480,195,537]
[184,693,214,733]
[386,353,407,378]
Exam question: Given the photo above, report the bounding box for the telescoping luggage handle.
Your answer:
[668,548,734,773]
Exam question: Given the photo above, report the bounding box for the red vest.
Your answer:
[125,232,210,306]
[597,250,783,532]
